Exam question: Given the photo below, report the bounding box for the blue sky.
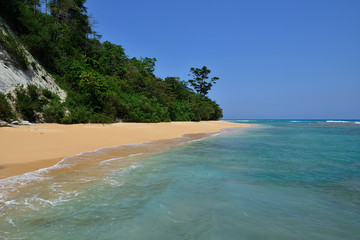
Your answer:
[85,0,360,119]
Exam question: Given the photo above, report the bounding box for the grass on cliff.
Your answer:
[0,23,29,70]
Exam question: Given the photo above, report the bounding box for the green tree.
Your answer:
[140,57,157,74]
[188,66,219,96]
[0,93,15,121]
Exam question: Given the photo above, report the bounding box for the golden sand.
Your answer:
[0,121,248,179]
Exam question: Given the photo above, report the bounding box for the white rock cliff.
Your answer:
[0,17,66,101]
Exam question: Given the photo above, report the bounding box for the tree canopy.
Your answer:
[188,66,219,96]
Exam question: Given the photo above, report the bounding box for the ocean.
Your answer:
[1,120,360,239]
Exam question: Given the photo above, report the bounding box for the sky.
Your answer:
[85,0,360,119]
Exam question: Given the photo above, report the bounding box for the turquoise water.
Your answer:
[1,120,360,239]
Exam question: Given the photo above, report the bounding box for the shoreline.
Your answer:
[0,121,249,179]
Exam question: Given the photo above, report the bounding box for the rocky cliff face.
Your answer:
[0,17,66,101]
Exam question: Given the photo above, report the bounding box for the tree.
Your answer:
[140,57,157,74]
[188,66,219,96]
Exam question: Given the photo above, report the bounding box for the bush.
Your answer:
[90,113,114,123]
[15,85,63,122]
[43,100,65,123]
[42,88,60,101]
[0,93,15,121]
[60,106,92,124]
[15,86,41,122]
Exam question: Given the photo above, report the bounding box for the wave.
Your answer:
[103,163,142,187]
[0,161,73,201]
[0,142,151,202]
[100,153,143,165]
[0,131,220,205]
[326,120,349,123]
[1,162,143,212]
[326,120,360,124]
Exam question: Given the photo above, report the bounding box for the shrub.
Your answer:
[43,100,65,123]
[0,93,15,121]
[15,85,63,122]
[15,87,40,122]
[60,106,92,124]
[42,89,60,101]
[90,113,114,123]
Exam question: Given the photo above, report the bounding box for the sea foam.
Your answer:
[326,120,349,123]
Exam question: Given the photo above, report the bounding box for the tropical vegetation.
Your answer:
[0,0,223,123]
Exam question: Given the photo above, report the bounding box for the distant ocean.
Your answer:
[1,120,360,239]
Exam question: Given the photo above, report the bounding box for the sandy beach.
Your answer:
[0,121,248,179]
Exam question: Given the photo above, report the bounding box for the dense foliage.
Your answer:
[14,85,65,122]
[0,93,15,121]
[0,0,223,123]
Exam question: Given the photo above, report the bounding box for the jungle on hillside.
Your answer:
[0,0,223,123]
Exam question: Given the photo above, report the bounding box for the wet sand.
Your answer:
[0,121,248,179]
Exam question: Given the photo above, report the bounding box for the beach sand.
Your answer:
[0,121,248,179]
